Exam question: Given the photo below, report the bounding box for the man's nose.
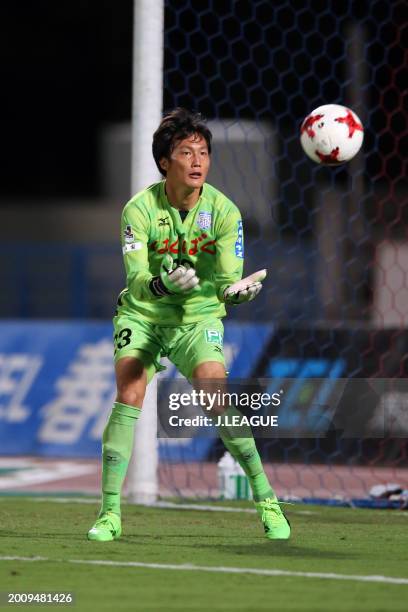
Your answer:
[192,153,201,166]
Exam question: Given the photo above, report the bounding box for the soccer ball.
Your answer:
[300,104,364,165]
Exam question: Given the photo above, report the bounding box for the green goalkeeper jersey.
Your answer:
[118,180,244,326]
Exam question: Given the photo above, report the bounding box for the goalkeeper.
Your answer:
[87,108,290,542]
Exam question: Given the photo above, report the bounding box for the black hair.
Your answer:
[152,108,212,176]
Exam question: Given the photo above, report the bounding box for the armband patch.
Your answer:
[122,242,142,254]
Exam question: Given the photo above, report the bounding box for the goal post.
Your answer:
[126,0,164,505]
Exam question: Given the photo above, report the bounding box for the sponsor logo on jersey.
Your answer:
[158,217,169,226]
[197,211,212,230]
[235,220,244,258]
[124,225,135,243]
[149,234,216,256]
[122,242,142,254]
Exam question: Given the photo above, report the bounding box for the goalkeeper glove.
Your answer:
[223,269,267,305]
[149,254,199,297]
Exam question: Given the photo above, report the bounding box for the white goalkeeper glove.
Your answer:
[223,269,267,305]
[149,254,200,297]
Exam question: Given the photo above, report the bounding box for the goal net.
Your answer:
[131,0,407,505]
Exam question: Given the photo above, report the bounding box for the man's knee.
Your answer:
[115,357,148,407]
[191,361,228,417]
[116,386,145,408]
[192,361,226,380]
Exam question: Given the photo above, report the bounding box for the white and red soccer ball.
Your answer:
[300,104,364,165]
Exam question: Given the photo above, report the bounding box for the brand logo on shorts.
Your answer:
[205,330,223,345]
[197,211,212,230]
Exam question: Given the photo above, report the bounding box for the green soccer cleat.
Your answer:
[255,497,291,540]
[87,511,122,542]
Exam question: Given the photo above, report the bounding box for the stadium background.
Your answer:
[0,0,407,503]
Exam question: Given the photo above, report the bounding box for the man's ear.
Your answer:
[160,157,169,173]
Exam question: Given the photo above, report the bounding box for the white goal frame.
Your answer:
[126,0,164,504]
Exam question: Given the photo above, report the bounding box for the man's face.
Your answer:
[160,133,210,189]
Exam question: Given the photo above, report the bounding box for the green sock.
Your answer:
[218,405,276,502]
[100,401,141,516]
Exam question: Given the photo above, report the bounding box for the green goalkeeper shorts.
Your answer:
[113,313,225,382]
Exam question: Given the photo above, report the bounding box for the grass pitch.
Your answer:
[0,497,407,611]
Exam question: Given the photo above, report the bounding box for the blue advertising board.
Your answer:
[0,321,272,458]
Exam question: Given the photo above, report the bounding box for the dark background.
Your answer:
[0,0,405,198]
[0,0,133,197]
